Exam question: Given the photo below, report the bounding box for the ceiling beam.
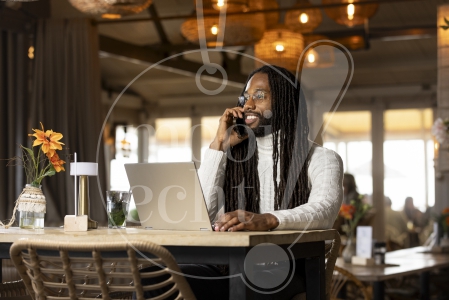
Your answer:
[98,35,248,86]
[96,0,424,24]
[147,3,170,45]
[140,25,436,53]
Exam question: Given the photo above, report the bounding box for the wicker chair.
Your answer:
[291,230,341,300]
[330,266,371,300]
[9,239,196,300]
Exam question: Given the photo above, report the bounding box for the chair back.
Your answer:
[10,239,196,300]
[324,230,341,299]
[330,265,371,300]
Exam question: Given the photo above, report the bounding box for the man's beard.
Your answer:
[250,114,272,137]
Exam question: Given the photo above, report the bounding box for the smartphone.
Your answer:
[233,116,248,139]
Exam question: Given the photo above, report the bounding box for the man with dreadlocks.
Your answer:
[198,65,343,233]
[139,65,343,300]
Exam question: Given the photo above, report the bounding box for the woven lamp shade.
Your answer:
[322,0,378,27]
[254,25,304,72]
[285,0,322,33]
[182,2,265,47]
[68,0,152,19]
[303,35,334,68]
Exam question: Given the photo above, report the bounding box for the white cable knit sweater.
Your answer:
[198,134,344,230]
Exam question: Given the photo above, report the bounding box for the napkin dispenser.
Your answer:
[65,162,98,231]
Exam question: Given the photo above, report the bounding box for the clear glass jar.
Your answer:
[18,184,45,229]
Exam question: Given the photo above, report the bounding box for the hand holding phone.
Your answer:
[233,116,248,139]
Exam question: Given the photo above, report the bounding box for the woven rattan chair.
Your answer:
[291,230,341,300]
[330,266,371,300]
[10,239,196,300]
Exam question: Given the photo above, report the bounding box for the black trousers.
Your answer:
[137,262,305,300]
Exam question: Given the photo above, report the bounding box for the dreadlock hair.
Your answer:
[223,65,311,213]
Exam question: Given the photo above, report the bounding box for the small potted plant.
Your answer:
[339,195,372,263]
[1,123,66,229]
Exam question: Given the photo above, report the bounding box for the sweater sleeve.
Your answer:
[198,148,227,222]
[268,147,344,230]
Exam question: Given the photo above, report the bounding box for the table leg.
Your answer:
[305,256,325,300]
[420,271,430,300]
[373,281,384,300]
[229,247,251,300]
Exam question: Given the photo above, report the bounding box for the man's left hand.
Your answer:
[214,209,279,232]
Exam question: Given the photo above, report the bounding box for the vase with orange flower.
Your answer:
[339,195,372,263]
[1,123,66,229]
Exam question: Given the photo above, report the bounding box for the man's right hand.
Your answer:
[209,107,247,152]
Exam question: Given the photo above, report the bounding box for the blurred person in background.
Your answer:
[343,173,359,205]
[403,197,426,247]
[385,197,408,250]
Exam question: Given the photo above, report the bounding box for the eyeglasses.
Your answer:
[238,90,270,106]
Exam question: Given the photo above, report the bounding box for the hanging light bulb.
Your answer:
[303,35,335,68]
[347,4,355,21]
[255,25,304,71]
[299,13,309,24]
[307,49,317,63]
[210,0,249,12]
[285,0,322,33]
[211,25,219,35]
[275,43,285,52]
[322,0,378,27]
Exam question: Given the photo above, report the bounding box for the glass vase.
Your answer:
[342,235,356,263]
[18,184,46,229]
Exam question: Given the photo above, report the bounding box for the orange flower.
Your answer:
[29,122,64,156]
[339,204,356,220]
[47,152,66,172]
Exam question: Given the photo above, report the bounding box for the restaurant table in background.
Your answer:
[0,227,335,300]
[336,246,449,300]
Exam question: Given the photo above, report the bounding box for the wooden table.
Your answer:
[0,227,336,300]
[336,247,449,300]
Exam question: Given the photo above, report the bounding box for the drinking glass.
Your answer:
[106,191,131,228]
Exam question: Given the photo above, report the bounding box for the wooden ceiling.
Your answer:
[4,0,442,120]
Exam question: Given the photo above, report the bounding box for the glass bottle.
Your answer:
[18,184,45,229]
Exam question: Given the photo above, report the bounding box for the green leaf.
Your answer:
[445,17,449,26]
[21,146,36,165]
[35,169,56,184]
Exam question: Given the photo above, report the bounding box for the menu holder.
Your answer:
[352,226,374,266]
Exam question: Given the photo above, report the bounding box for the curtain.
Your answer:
[29,19,107,225]
[0,30,30,222]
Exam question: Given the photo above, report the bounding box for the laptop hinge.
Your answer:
[200,228,209,231]
[145,227,153,230]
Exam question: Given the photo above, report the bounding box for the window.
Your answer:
[322,111,373,196]
[201,116,220,159]
[384,109,434,211]
[149,118,192,162]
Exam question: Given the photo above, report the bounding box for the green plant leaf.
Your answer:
[21,146,36,165]
[445,17,449,25]
[442,25,449,30]
[35,169,56,183]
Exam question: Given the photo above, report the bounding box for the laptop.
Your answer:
[124,162,213,231]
